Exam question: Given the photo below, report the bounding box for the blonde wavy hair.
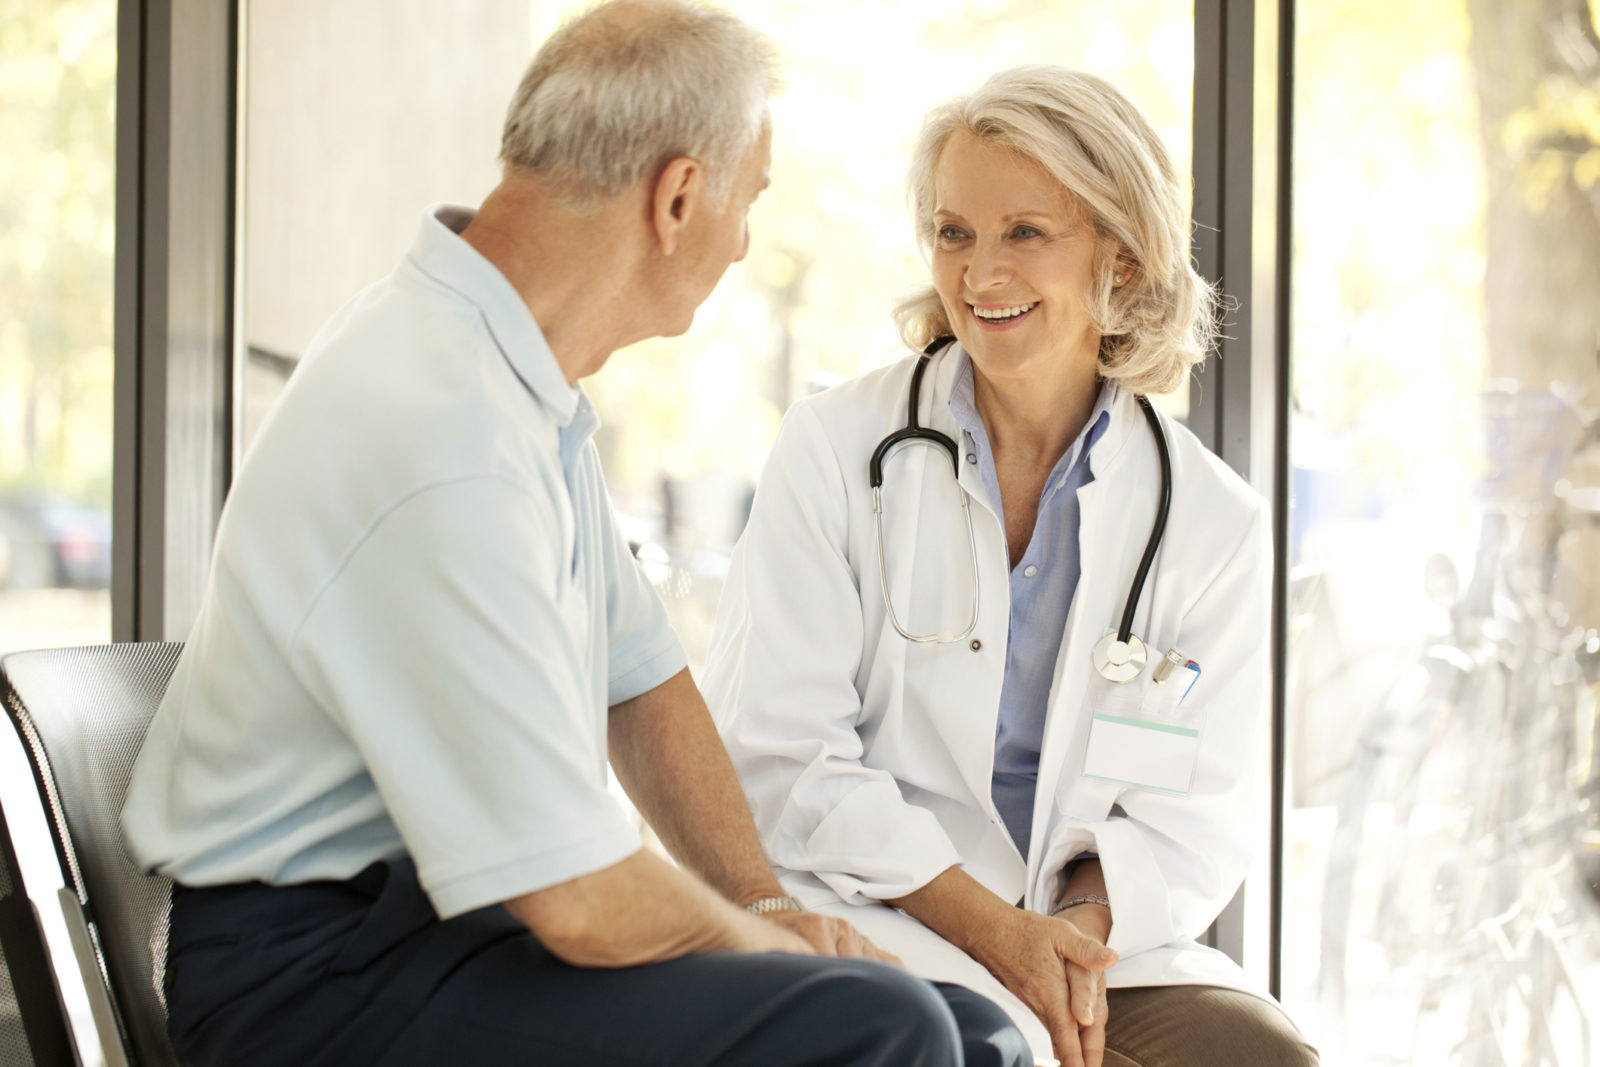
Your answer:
[893,66,1218,395]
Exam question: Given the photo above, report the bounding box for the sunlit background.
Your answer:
[3,0,1599,1063]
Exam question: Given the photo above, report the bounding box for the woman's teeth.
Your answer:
[971,302,1038,321]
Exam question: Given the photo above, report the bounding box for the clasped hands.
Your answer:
[973,905,1117,1067]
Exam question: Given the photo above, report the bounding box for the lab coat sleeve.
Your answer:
[704,401,966,904]
[1035,497,1271,959]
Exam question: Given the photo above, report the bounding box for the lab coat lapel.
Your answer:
[1029,394,1148,877]
[896,348,1010,813]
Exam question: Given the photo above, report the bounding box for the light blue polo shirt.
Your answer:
[947,356,1113,860]
[121,205,686,919]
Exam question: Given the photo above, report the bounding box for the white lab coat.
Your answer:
[702,345,1275,1059]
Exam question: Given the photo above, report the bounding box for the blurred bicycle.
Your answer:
[1318,380,1600,1066]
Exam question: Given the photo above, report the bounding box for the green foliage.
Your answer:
[0,0,117,506]
[1502,74,1600,211]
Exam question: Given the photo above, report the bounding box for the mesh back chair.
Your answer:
[1,643,183,1067]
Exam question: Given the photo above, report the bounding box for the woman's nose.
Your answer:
[965,238,1012,289]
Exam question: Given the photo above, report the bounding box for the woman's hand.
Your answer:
[887,866,1117,1066]
[967,906,1116,1067]
[1062,957,1110,1067]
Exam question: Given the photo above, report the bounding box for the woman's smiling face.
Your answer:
[930,130,1105,386]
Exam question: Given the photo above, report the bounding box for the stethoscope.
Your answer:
[868,338,1173,684]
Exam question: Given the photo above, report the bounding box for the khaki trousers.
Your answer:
[1103,985,1320,1066]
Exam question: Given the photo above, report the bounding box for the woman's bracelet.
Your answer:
[1051,893,1111,917]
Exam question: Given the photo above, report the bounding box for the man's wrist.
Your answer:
[744,895,805,916]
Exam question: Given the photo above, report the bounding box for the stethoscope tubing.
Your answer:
[1120,395,1173,643]
[870,338,1175,665]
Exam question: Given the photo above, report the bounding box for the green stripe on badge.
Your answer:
[1093,713,1199,738]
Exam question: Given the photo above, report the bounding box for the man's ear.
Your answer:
[651,156,702,256]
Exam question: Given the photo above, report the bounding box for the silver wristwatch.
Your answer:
[745,895,805,916]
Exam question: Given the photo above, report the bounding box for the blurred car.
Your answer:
[0,491,112,590]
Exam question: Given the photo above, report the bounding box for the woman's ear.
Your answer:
[651,156,703,256]
[1100,237,1138,288]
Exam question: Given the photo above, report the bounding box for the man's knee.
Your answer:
[782,960,964,1067]
[932,981,1033,1067]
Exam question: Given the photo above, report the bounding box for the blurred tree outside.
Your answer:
[0,0,117,506]
[1469,0,1600,393]
[1468,0,1600,628]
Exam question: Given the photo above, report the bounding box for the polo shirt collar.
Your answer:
[407,204,581,426]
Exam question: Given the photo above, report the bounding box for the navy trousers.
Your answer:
[165,858,1030,1066]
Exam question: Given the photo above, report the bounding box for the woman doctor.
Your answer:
[702,67,1318,1067]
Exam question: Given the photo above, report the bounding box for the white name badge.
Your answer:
[1083,713,1199,796]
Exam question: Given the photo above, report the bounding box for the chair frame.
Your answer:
[0,788,76,1066]
[2,644,184,1067]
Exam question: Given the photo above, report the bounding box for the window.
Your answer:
[0,2,118,1060]
[1282,1,1600,1060]
[0,1,115,657]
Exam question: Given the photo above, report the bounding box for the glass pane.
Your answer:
[0,1,115,653]
[240,0,1194,672]
[1283,1,1600,1062]
[0,2,118,1061]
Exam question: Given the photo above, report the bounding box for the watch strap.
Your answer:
[745,895,805,916]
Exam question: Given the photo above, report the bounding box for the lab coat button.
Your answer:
[970,639,982,651]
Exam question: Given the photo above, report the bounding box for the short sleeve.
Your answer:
[288,475,641,918]
[586,451,687,705]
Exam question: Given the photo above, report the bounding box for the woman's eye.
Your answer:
[1012,225,1043,239]
[936,226,967,242]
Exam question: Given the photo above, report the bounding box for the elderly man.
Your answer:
[119,2,1031,1065]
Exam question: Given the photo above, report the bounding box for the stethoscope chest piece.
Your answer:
[1092,631,1148,682]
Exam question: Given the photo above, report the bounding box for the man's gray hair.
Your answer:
[501,0,779,209]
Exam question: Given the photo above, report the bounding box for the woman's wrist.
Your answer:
[887,866,1018,959]
[1051,892,1109,916]
[1051,898,1112,944]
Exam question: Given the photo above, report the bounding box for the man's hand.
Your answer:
[726,909,819,957]
[762,911,903,966]
[966,907,1116,1067]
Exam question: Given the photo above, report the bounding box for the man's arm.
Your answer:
[504,846,811,967]
[608,668,784,906]
[607,668,898,962]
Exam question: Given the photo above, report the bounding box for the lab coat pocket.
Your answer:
[1081,679,1200,799]
[1061,686,1141,823]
